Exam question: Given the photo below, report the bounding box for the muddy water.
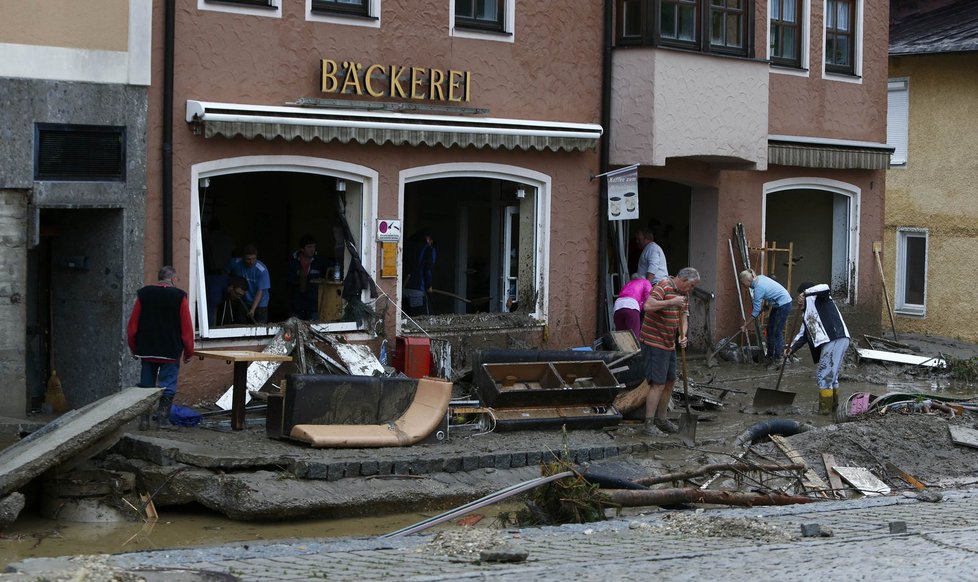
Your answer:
[1,357,967,565]
[0,504,520,565]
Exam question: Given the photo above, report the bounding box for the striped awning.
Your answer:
[768,135,894,170]
[187,100,602,153]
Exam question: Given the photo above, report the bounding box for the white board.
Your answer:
[856,349,945,368]
[832,466,891,496]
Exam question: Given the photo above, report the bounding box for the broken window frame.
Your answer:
[398,164,550,328]
[894,227,927,317]
[189,158,377,340]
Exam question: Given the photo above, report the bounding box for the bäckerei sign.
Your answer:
[322,59,472,103]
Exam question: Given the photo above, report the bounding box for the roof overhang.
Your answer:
[186,100,602,152]
[768,134,894,170]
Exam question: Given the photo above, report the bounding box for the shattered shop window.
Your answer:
[401,177,539,320]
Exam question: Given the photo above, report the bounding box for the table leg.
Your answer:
[232,361,248,430]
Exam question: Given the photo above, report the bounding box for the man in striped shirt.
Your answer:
[640,267,701,436]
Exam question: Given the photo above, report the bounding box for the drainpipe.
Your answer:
[162,0,175,266]
[596,0,613,337]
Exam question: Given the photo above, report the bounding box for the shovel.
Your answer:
[678,321,697,446]
[752,306,802,408]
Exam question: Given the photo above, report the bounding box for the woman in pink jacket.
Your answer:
[613,277,653,339]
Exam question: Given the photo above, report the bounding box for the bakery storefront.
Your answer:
[175,55,602,392]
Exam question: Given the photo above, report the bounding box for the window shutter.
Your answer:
[887,79,909,166]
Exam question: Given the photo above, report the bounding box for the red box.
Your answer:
[392,336,431,378]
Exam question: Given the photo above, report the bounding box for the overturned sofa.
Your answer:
[266,375,451,448]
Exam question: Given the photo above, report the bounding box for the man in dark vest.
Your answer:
[127,266,195,429]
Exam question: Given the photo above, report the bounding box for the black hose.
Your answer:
[733,418,815,448]
[579,468,649,490]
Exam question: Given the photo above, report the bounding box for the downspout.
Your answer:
[596,0,613,337]
[162,0,175,265]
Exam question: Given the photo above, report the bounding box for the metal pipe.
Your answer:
[162,0,175,265]
[380,470,574,538]
[596,0,614,337]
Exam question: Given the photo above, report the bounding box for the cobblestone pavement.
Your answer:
[9,488,978,580]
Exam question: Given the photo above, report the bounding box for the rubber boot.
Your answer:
[156,395,175,430]
[818,388,835,415]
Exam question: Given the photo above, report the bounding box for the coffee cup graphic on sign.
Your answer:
[624,191,637,212]
[610,196,622,216]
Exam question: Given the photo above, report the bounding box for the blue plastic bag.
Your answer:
[169,404,203,427]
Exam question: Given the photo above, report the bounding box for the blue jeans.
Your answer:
[766,302,792,360]
[139,360,180,398]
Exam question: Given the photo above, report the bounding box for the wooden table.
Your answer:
[196,350,293,430]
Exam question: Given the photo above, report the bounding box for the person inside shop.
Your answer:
[786,281,851,415]
[229,243,271,324]
[287,234,332,320]
[635,226,668,284]
[403,229,436,316]
[739,269,793,368]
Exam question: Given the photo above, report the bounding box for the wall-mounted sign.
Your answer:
[605,165,639,221]
[381,242,398,278]
[322,59,472,103]
[377,219,402,242]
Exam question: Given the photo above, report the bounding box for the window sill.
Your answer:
[895,308,926,318]
[401,312,542,334]
[206,0,277,9]
[451,26,514,43]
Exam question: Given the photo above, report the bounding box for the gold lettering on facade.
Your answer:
[410,67,426,100]
[321,59,339,93]
[448,70,463,102]
[364,64,385,97]
[389,65,407,98]
[320,58,472,103]
[340,61,364,95]
[429,68,446,101]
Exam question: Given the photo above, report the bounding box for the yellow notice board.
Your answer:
[381,242,398,278]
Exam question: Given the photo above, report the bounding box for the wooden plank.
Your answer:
[856,348,945,368]
[821,453,848,499]
[885,462,927,491]
[949,425,978,449]
[770,434,829,497]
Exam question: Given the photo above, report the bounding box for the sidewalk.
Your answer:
[8,488,978,580]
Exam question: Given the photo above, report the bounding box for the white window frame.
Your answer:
[397,163,550,331]
[895,227,927,316]
[198,0,282,18]
[306,0,381,28]
[190,156,378,340]
[768,0,811,77]
[450,0,516,43]
[821,0,862,83]
[887,78,909,166]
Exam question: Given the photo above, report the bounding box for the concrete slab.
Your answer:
[0,387,161,495]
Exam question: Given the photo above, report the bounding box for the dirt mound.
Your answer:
[755,413,978,489]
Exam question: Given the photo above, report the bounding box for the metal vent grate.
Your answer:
[35,124,126,181]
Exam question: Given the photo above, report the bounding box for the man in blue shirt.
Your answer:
[739,270,792,366]
[231,243,271,323]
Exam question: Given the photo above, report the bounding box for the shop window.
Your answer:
[887,79,909,166]
[895,228,927,316]
[34,124,126,182]
[825,0,857,76]
[616,0,753,57]
[770,0,804,68]
[402,177,538,319]
[194,171,364,338]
